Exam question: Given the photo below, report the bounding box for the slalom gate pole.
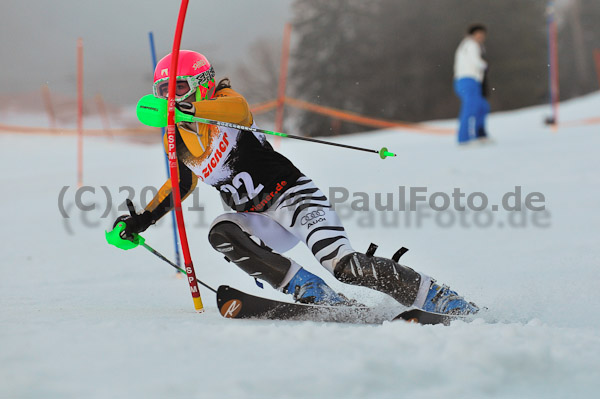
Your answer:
[140,242,217,293]
[166,0,204,312]
[148,31,182,272]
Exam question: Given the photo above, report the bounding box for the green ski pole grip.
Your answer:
[379,147,396,159]
[105,222,146,250]
[136,94,195,127]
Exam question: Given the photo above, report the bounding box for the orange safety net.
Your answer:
[558,117,600,128]
[249,100,278,114]
[2,96,456,136]
[283,97,453,135]
[0,123,157,136]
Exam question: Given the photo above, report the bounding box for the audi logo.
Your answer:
[300,210,326,225]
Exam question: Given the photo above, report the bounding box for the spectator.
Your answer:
[454,24,490,144]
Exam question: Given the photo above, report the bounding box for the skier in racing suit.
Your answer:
[108,50,478,315]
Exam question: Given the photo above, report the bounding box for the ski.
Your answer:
[216,285,464,326]
[393,308,464,326]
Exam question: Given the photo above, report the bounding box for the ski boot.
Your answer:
[285,267,346,305]
[333,252,423,307]
[422,282,479,315]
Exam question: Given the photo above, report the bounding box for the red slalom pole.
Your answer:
[167,0,204,312]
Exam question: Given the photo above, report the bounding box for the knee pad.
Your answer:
[208,221,292,288]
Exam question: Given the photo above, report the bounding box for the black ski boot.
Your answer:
[333,252,422,306]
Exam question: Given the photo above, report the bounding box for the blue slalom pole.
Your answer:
[148,31,182,270]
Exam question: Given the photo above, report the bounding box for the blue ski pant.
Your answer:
[454,78,490,143]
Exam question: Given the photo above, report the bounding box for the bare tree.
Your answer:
[235,38,281,105]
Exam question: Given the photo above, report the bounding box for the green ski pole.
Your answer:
[105,223,216,293]
[140,241,217,293]
[136,94,397,159]
[105,200,217,293]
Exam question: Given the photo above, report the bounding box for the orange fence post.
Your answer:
[41,84,57,129]
[77,38,84,187]
[546,2,559,128]
[95,93,112,137]
[594,49,600,89]
[275,23,292,148]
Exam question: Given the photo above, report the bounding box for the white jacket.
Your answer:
[454,37,487,82]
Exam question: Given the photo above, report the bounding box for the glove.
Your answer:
[112,210,155,239]
[105,221,145,250]
[175,101,196,117]
[106,200,154,251]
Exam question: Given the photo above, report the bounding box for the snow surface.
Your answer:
[1,93,600,398]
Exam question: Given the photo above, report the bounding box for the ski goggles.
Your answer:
[153,66,216,102]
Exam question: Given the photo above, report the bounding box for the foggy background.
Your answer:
[288,0,600,135]
[0,0,294,105]
[1,0,598,135]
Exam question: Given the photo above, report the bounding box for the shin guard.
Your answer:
[208,222,292,289]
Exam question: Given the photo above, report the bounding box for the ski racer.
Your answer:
[107,50,479,315]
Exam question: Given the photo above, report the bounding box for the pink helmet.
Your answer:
[153,50,216,102]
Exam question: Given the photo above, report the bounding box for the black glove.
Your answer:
[113,210,155,239]
[175,101,196,117]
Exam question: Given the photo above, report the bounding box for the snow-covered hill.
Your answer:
[1,93,599,398]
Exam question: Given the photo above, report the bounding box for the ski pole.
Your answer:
[105,215,217,293]
[136,94,397,159]
[122,199,215,293]
[140,241,217,293]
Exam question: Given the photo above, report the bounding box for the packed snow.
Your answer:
[1,93,599,398]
